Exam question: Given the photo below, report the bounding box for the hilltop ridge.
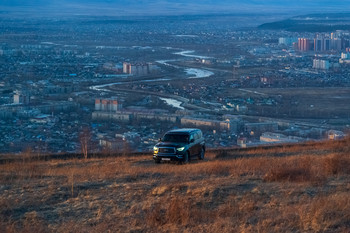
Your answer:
[259,12,350,32]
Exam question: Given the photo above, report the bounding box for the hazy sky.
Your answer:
[0,0,348,16]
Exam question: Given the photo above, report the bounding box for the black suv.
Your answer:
[153,128,205,163]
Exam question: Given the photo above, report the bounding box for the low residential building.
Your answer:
[30,114,57,124]
[181,117,232,130]
[92,111,132,122]
[237,137,247,148]
[92,110,178,123]
[0,106,13,119]
[133,112,178,123]
[13,91,30,104]
[313,59,330,70]
[244,122,278,136]
[339,52,350,64]
[328,130,346,140]
[279,37,298,46]
[99,137,126,151]
[260,132,302,144]
[236,105,248,113]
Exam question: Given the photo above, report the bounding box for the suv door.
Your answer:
[188,133,196,157]
[195,131,203,155]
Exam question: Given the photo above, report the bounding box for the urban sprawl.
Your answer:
[0,15,349,154]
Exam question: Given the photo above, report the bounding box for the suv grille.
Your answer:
[159,147,175,154]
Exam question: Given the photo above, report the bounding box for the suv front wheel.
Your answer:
[183,151,190,164]
[198,147,205,160]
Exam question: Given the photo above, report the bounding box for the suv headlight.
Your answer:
[177,147,185,151]
[153,146,159,153]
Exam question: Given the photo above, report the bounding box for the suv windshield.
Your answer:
[163,133,189,143]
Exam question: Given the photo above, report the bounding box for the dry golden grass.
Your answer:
[0,138,350,232]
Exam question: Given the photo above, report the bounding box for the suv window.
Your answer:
[163,133,189,143]
[189,134,194,142]
[194,132,199,140]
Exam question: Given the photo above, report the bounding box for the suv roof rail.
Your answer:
[167,128,201,134]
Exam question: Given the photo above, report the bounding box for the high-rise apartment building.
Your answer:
[314,34,344,51]
[123,62,157,76]
[298,38,312,51]
[95,98,122,112]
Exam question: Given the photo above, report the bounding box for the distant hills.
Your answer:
[0,0,349,16]
[259,13,350,32]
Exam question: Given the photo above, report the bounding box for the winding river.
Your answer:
[91,49,215,109]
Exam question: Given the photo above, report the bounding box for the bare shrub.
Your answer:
[55,220,84,233]
[264,167,312,182]
[299,193,350,232]
[217,197,239,219]
[147,198,192,226]
[215,149,229,158]
[0,160,46,184]
[147,196,214,227]
[0,220,16,233]
[22,211,47,233]
[200,161,231,176]
[166,198,191,225]
[147,203,166,226]
[263,156,327,184]
[324,154,350,175]
[79,127,91,159]
[339,136,350,153]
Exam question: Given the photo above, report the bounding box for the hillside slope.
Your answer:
[1,139,350,232]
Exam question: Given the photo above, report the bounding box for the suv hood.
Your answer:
[155,142,186,148]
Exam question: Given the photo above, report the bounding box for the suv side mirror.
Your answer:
[190,139,194,143]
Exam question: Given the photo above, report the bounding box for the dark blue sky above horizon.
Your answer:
[0,0,349,16]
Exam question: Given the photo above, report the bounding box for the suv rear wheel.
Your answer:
[198,147,205,160]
